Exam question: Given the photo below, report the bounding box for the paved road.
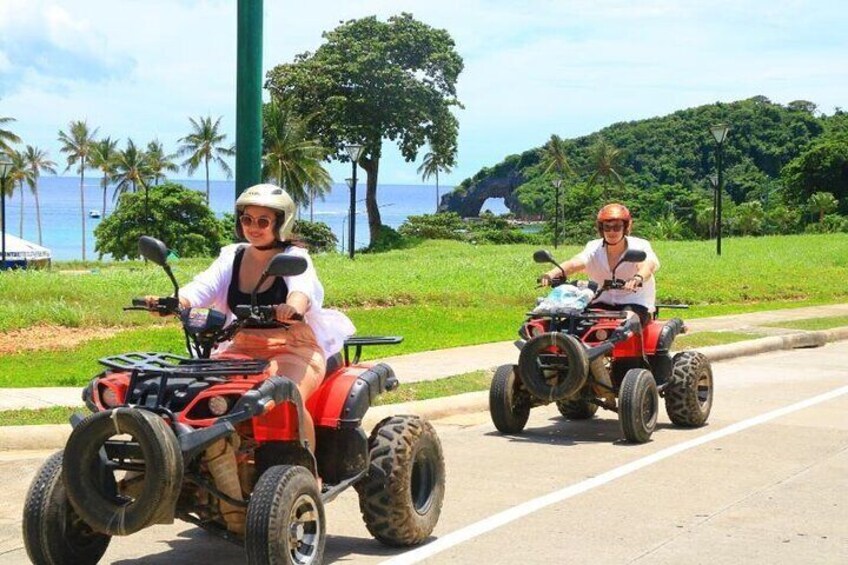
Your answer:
[1,342,847,564]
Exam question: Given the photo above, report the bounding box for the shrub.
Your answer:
[398,212,464,240]
[293,219,338,253]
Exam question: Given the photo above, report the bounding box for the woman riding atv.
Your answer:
[146,183,354,452]
[540,203,659,327]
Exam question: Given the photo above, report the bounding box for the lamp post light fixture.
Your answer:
[551,178,563,248]
[344,144,363,259]
[709,123,730,256]
[0,153,12,271]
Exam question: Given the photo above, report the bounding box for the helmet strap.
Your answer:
[253,241,285,251]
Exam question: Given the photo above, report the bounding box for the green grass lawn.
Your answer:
[762,315,848,331]
[1,234,847,388]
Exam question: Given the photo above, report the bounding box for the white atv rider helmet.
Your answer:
[235,183,296,242]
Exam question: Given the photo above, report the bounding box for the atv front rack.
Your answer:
[99,352,269,377]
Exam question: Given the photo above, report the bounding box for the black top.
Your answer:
[227,247,289,311]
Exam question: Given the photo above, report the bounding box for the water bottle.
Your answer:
[534,284,591,314]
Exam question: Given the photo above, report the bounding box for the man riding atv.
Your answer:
[540,203,659,328]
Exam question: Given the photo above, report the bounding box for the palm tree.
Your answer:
[89,137,120,219]
[177,116,235,203]
[262,99,332,210]
[58,120,99,261]
[539,134,574,178]
[113,140,153,228]
[808,191,838,223]
[418,145,455,213]
[0,113,21,154]
[587,138,626,198]
[23,146,57,245]
[146,139,179,185]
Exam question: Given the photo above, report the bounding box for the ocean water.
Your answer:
[1,176,507,261]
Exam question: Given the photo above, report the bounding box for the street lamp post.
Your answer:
[0,154,12,271]
[709,124,730,256]
[708,173,718,239]
[344,144,363,259]
[551,178,563,248]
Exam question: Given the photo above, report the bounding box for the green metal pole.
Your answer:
[236,0,263,199]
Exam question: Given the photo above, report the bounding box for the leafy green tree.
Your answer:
[807,191,838,223]
[58,120,99,260]
[765,204,799,234]
[399,212,465,240]
[95,182,224,260]
[262,98,332,208]
[417,145,455,213]
[177,116,234,203]
[0,112,21,154]
[146,139,179,185]
[89,137,120,219]
[23,146,56,245]
[292,219,338,253]
[781,138,848,212]
[267,13,463,245]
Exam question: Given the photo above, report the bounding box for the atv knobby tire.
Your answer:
[665,351,713,427]
[23,451,112,565]
[489,364,531,434]
[517,332,589,401]
[619,369,658,444]
[63,408,183,536]
[556,398,599,420]
[245,465,325,565]
[356,415,445,546]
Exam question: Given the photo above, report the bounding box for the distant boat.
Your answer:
[89,209,102,219]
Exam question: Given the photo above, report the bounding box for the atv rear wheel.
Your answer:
[556,398,598,420]
[245,465,325,565]
[489,364,531,433]
[619,369,658,444]
[356,415,445,546]
[63,408,183,536]
[665,351,713,427]
[22,451,112,565]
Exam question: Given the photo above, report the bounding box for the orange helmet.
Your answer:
[596,203,632,236]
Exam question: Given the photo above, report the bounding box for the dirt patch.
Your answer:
[0,325,125,355]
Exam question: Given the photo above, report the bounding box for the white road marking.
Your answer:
[381,384,848,565]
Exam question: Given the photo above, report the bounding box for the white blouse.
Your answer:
[576,236,660,312]
[179,244,354,357]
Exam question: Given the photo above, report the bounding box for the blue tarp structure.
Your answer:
[0,232,52,269]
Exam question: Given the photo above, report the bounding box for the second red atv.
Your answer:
[489,248,714,443]
[23,236,445,565]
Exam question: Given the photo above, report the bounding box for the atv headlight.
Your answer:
[208,395,230,416]
[102,387,120,408]
[595,329,609,341]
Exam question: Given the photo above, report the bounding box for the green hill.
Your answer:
[444,96,848,242]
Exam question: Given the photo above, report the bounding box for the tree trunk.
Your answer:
[80,164,86,261]
[205,157,210,203]
[19,180,23,238]
[435,170,440,213]
[309,187,314,222]
[34,176,43,245]
[361,156,381,246]
[102,175,107,218]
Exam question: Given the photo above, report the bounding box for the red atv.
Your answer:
[489,248,713,443]
[23,236,445,565]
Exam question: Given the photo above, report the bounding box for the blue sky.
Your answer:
[1,0,845,187]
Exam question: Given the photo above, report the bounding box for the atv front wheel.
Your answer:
[489,364,531,433]
[619,369,658,444]
[22,451,112,565]
[665,351,713,427]
[245,465,325,565]
[356,415,445,546]
[556,398,598,420]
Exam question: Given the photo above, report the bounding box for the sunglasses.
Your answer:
[602,222,625,232]
[239,214,274,230]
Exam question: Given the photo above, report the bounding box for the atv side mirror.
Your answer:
[138,236,169,266]
[250,254,308,309]
[619,249,647,265]
[533,249,565,280]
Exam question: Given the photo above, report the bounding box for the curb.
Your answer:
[2,327,847,452]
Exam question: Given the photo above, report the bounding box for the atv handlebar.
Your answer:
[125,296,181,316]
